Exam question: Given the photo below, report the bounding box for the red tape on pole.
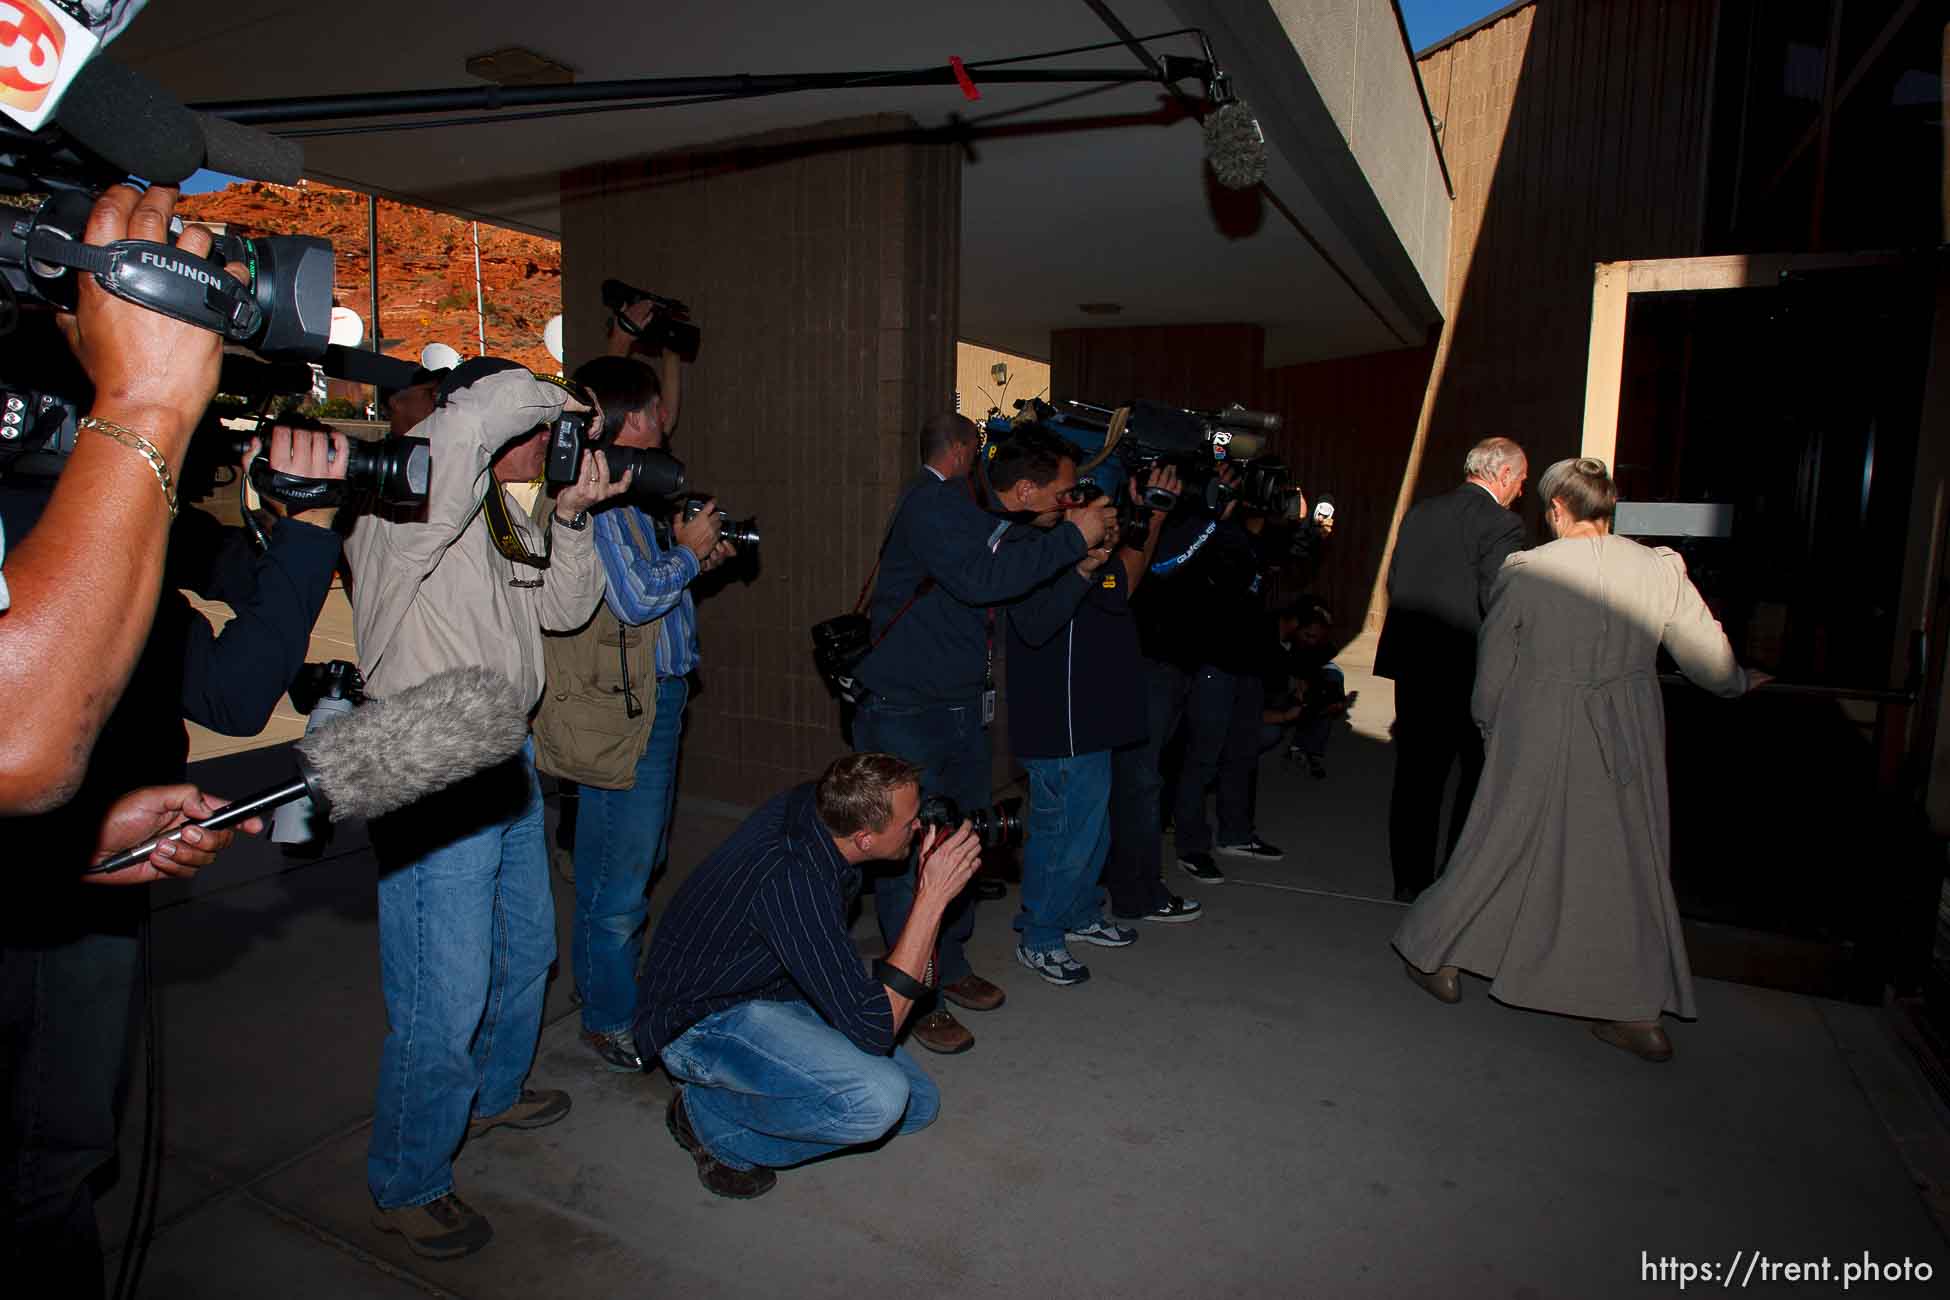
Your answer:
[949,56,980,101]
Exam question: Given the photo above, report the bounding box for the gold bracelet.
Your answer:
[79,417,177,519]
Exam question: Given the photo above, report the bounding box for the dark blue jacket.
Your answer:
[1005,559,1147,759]
[857,470,1087,706]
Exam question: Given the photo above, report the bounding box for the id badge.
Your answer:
[981,688,996,727]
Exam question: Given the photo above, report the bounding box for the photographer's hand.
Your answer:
[606,300,658,356]
[674,497,724,561]
[554,448,633,520]
[915,821,982,904]
[1064,500,1117,550]
[84,784,266,886]
[699,539,737,573]
[250,424,351,528]
[60,185,248,459]
[1146,464,1183,520]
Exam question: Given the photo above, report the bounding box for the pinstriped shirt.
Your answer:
[635,784,895,1057]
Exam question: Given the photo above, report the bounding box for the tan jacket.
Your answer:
[530,495,662,789]
[343,368,606,705]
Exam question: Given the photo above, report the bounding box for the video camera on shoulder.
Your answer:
[988,397,1301,543]
[602,278,700,359]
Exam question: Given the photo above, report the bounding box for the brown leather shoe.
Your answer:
[1591,1020,1674,1063]
[667,1088,777,1199]
[1403,961,1462,1004]
[371,1191,493,1259]
[467,1088,572,1139]
[909,1007,974,1054]
[939,973,1006,1012]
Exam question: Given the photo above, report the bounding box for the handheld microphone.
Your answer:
[87,667,531,875]
[1203,100,1267,191]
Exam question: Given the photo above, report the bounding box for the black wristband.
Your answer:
[873,958,930,1000]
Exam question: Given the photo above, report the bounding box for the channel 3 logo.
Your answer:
[0,0,66,112]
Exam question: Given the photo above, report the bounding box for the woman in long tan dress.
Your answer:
[1392,458,1767,1062]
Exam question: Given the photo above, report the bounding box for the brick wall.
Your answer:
[560,114,961,806]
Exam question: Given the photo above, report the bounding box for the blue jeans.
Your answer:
[1106,659,1190,915]
[367,741,555,1210]
[1015,753,1113,952]
[660,999,939,1170]
[572,676,687,1035]
[853,696,988,985]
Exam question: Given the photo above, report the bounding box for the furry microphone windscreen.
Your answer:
[297,667,531,822]
[1203,101,1268,191]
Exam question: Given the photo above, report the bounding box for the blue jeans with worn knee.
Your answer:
[572,676,687,1035]
[367,741,554,1210]
[660,999,939,1170]
[1015,752,1113,953]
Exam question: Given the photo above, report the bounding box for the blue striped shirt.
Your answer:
[635,784,896,1057]
[592,503,699,677]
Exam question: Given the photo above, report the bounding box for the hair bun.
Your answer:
[1576,457,1609,477]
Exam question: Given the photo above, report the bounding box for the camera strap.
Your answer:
[480,484,551,580]
[25,228,264,343]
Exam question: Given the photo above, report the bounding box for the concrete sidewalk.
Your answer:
[106,647,1950,1298]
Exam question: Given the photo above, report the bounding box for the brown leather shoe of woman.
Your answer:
[1591,1020,1674,1063]
[1403,961,1462,1004]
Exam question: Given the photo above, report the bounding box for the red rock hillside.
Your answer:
[177,181,561,376]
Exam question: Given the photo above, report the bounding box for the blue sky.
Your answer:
[1399,0,1510,52]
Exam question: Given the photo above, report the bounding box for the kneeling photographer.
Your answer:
[531,354,735,1076]
[849,413,1115,1055]
[340,359,626,1259]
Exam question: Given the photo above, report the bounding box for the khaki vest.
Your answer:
[530,494,664,789]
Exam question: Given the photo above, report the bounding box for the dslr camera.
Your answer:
[602,278,701,358]
[917,794,1026,850]
[542,404,689,502]
[680,495,760,549]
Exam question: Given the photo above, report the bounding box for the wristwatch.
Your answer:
[555,509,591,531]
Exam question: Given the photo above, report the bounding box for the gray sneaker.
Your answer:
[1015,944,1091,987]
[1064,918,1138,948]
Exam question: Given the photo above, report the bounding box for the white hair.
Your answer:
[1464,437,1526,480]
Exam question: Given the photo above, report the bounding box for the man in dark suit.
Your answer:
[1374,437,1528,902]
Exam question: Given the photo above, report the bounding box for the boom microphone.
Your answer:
[1203,100,1267,191]
[86,667,531,875]
[55,58,204,184]
[196,112,304,186]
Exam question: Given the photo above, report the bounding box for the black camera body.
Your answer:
[681,495,760,549]
[542,404,688,503]
[811,614,873,704]
[917,794,1027,850]
[288,660,367,714]
[602,278,701,358]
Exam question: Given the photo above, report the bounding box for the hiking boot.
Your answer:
[372,1191,493,1260]
[467,1088,572,1139]
[940,973,1006,1012]
[667,1088,777,1199]
[909,1007,974,1054]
